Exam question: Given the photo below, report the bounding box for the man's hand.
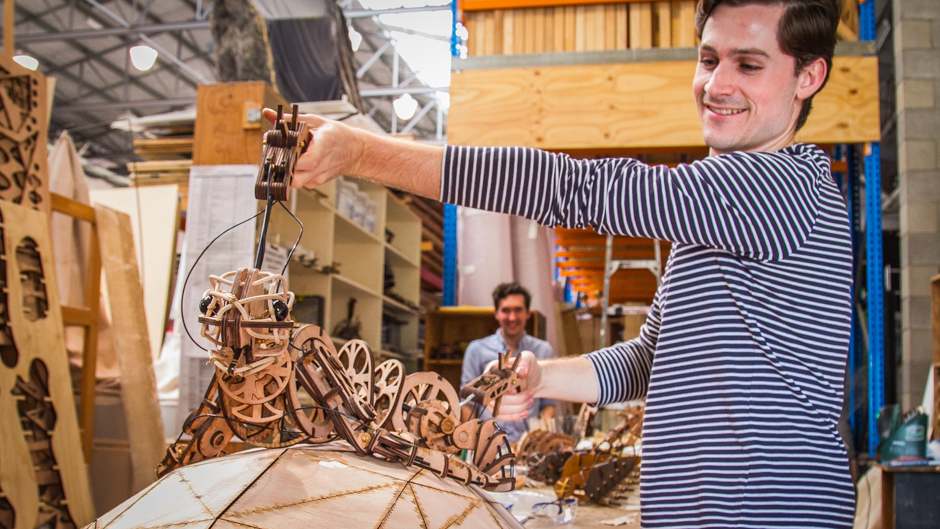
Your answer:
[487,350,542,422]
[261,108,444,199]
[483,353,599,422]
[262,109,361,190]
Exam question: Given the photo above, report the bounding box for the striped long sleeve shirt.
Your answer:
[441,144,855,528]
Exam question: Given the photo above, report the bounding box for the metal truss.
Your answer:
[10,0,448,168]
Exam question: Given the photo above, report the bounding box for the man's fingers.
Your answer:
[262,107,327,129]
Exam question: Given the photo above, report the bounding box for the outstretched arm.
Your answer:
[263,109,444,199]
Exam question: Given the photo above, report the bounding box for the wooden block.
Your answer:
[483,11,496,56]
[534,8,546,53]
[475,11,487,56]
[553,7,566,52]
[449,56,880,149]
[616,3,629,49]
[95,204,165,494]
[604,5,617,50]
[0,201,95,528]
[589,5,605,51]
[629,3,653,49]
[126,159,192,174]
[494,10,505,54]
[0,55,50,214]
[564,6,576,52]
[656,2,672,48]
[466,13,481,55]
[575,6,587,51]
[671,0,697,47]
[514,9,526,54]
[192,82,286,166]
[525,8,536,53]
[503,9,515,54]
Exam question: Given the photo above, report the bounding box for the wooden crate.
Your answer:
[192,82,287,166]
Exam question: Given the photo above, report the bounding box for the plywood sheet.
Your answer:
[0,54,49,213]
[192,82,285,166]
[90,185,179,362]
[95,204,165,494]
[449,56,880,149]
[0,201,95,529]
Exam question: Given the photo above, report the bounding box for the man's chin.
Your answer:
[703,132,745,155]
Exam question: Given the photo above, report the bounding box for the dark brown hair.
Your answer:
[694,0,841,130]
[492,282,531,310]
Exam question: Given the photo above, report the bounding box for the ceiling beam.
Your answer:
[15,20,210,43]
[14,4,193,99]
[55,97,196,113]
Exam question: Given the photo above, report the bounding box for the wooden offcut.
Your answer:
[50,192,102,464]
[0,201,95,528]
[192,82,286,166]
[94,205,167,494]
[449,56,880,149]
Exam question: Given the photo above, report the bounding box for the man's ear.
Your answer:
[796,57,828,102]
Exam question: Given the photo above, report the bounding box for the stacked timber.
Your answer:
[461,0,860,56]
[116,109,196,210]
[126,159,192,186]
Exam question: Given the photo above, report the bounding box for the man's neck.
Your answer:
[500,329,524,353]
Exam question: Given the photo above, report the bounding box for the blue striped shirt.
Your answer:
[441,144,855,528]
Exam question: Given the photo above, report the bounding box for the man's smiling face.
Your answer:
[693,3,811,155]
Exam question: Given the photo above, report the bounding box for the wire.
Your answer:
[180,209,265,350]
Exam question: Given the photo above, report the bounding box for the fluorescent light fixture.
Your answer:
[393,94,418,121]
[13,55,38,71]
[348,26,362,52]
[129,45,159,71]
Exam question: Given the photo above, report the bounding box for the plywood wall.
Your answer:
[449,56,880,150]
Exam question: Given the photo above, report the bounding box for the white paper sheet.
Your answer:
[176,165,258,430]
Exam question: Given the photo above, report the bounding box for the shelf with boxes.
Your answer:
[269,175,422,368]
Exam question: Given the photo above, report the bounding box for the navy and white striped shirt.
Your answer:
[441,144,855,528]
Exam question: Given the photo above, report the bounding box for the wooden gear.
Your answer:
[158,266,521,493]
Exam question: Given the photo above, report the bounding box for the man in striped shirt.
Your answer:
[275,0,855,526]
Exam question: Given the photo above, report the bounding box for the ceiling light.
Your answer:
[129,45,158,71]
[348,26,362,53]
[393,94,418,121]
[13,55,38,71]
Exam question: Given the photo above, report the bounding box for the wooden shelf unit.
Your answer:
[269,178,422,363]
[424,307,547,388]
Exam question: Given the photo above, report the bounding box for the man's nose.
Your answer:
[705,62,735,98]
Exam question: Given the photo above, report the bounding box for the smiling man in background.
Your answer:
[460,282,555,442]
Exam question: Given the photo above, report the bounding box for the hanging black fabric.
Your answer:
[267,17,343,104]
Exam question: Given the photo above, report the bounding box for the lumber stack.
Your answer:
[461,0,861,56]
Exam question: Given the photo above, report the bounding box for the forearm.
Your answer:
[350,129,443,200]
[532,355,599,404]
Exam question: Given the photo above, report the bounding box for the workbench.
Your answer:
[492,485,641,528]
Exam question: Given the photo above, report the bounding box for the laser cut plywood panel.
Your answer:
[0,201,94,529]
[0,55,49,213]
[85,445,522,529]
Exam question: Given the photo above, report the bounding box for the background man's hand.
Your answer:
[486,350,542,422]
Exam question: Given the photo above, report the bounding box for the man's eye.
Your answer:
[698,58,717,67]
[740,63,762,72]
